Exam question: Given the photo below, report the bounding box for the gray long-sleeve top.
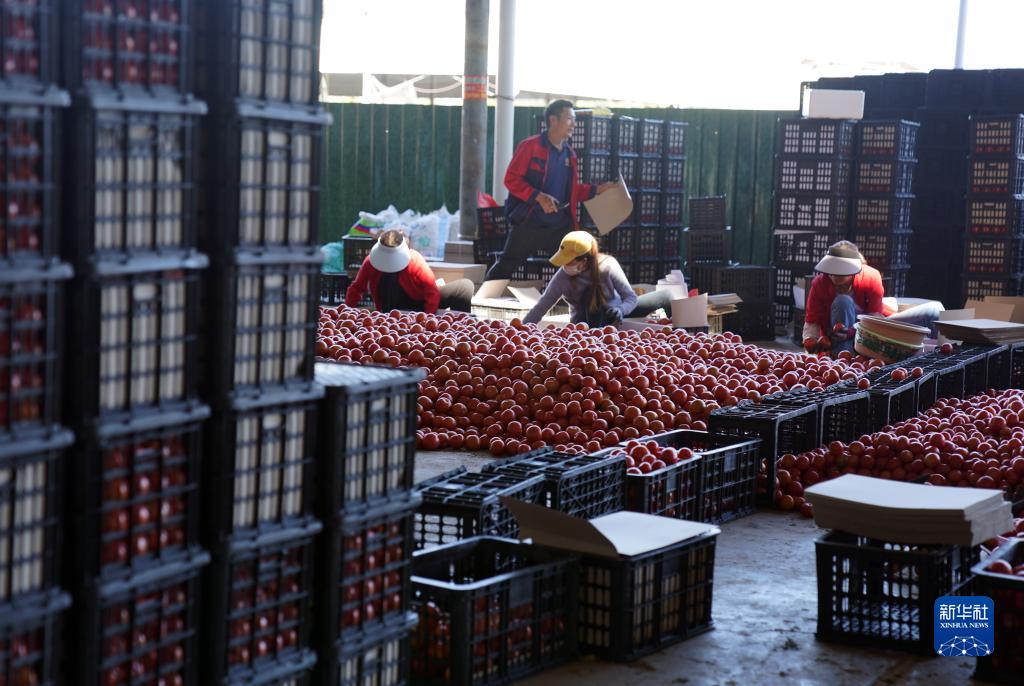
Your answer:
[524,255,638,324]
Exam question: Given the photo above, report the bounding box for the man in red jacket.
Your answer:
[484,100,617,282]
[345,230,473,313]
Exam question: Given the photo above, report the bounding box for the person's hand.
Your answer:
[602,305,623,324]
[597,181,617,194]
[536,192,558,213]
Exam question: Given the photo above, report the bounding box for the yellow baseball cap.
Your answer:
[549,230,596,267]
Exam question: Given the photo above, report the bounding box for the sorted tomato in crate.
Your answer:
[0,589,70,686]
[0,0,58,85]
[971,539,1024,684]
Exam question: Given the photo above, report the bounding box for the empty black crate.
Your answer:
[772,230,837,264]
[201,106,331,256]
[660,225,681,257]
[63,0,193,95]
[917,110,970,150]
[576,528,718,662]
[764,388,871,446]
[413,468,544,550]
[631,258,664,285]
[857,120,919,159]
[963,273,1024,300]
[709,402,819,506]
[65,258,206,431]
[774,300,791,330]
[926,68,993,108]
[577,151,611,186]
[411,536,578,685]
[613,153,639,190]
[206,254,320,402]
[663,158,685,193]
[66,407,208,587]
[632,226,660,258]
[774,193,848,232]
[630,190,661,226]
[600,225,633,256]
[777,118,855,156]
[854,159,915,194]
[481,449,625,520]
[0,263,71,443]
[0,88,68,267]
[964,235,1024,273]
[969,156,1024,195]
[664,193,682,225]
[0,588,70,686]
[0,430,71,605]
[775,155,851,194]
[203,521,320,685]
[688,196,726,230]
[343,234,375,273]
[689,264,774,303]
[314,361,422,515]
[851,194,913,231]
[202,389,322,543]
[638,118,663,156]
[723,303,774,341]
[684,227,731,264]
[335,613,415,686]
[967,196,1024,235]
[971,114,1024,156]
[64,98,206,262]
[971,539,1024,684]
[71,553,209,686]
[568,113,612,154]
[772,262,812,304]
[815,531,978,655]
[850,231,911,267]
[319,272,348,305]
[196,0,322,106]
[638,156,662,190]
[612,115,638,156]
[665,120,687,158]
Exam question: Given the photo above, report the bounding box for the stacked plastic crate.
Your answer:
[961,114,1024,301]
[771,118,856,334]
[193,1,329,684]
[312,362,423,685]
[848,120,919,297]
[58,3,213,684]
[0,1,73,679]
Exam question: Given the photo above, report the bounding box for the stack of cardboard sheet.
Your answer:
[934,319,1024,345]
[804,475,1013,546]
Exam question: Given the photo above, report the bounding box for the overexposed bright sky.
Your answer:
[320,0,1024,109]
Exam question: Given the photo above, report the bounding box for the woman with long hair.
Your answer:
[523,231,672,326]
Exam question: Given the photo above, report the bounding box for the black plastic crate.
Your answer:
[342,234,374,274]
[335,613,414,686]
[722,303,774,341]
[203,390,321,543]
[963,273,1024,301]
[917,110,971,150]
[689,264,774,303]
[630,258,664,285]
[575,151,611,186]
[850,231,911,267]
[971,114,1024,155]
[792,306,805,343]
[708,402,819,506]
[915,358,965,411]
[201,106,331,256]
[662,158,685,194]
[612,153,639,190]
[992,69,1024,109]
[880,73,927,109]
[71,553,209,686]
[65,407,207,587]
[926,68,993,108]
[857,120,919,159]
[838,365,918,430]
[565,112,611,154]
[951,344,992,397]
[314,362,422,515]
[660,225,681,258]
[316,497,419,670]
[575,527,718,662]
[196,0,322,107]
[319,272,348,305]
[688,196,726,231]
[969,156,1024,195]
[203,521,320,686]
[884,266,909,297]
[775,155,851,194]
[599,225,633,257]
[966,195,1024,235]
[411,537,578,686]
[206,254,320,402]
[638,118,663,157]
[772,230,838,265]
[854,158,915,194]
[763,387,871,446]
[65,98,206,262]
[971,539,1024,684]
[238,650,316,686]
[0,430,71,605]
[964,235,1024,274]
[665,120,687,158]
[632,190,661,226]
[63,0,193,95]
[663,193,682,226]
[0,88,69,267]
[612,115,638,156]
[0,263,71,443]
[480,448,625,520]
[632,226,659,258]
[777,118,855,156]
[0,1,58,87]
[638,156,662,191]
[914,191,964,227]
[412,468,544,550]
[774,300,791,330]
[985,343,1014,391]
[524,256,558,283]
[772,262,813,305]
[815,531,978,655]
[684,227,730,264]
[65,259,206,431]
[774,193,848,232]
[0,589,70,686]
[851,194,913,231]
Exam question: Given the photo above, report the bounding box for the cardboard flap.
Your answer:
[965,300,1015,321]
[671,294,708,328]
[473,279,509,302]
[982,296,1024,323]
[508,286,542,306]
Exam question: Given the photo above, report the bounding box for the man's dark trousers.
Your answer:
[484,223,569,281]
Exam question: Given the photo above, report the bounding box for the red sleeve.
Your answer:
[405,253,441,314]
[504,138,541,203]
[804,275,829,326]
[860,267,885,315]
[345,257,373,307]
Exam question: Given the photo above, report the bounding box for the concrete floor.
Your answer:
[415,451,981,686]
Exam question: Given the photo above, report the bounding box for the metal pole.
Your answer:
[492,0,516,204]
[459,0,490,239]
[954,0,968,69]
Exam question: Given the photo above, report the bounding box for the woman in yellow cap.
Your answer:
[524,230,673,326]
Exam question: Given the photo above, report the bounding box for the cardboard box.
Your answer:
[802,89,864,119]
[427,261,487,285]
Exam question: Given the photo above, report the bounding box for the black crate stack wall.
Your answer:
[0,0,74,676]
[57,2,213,685]
[193,1,329,684]
[849,120,919,297]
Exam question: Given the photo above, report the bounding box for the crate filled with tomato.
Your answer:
[973,532,1024,684]
[0,588,69,686]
